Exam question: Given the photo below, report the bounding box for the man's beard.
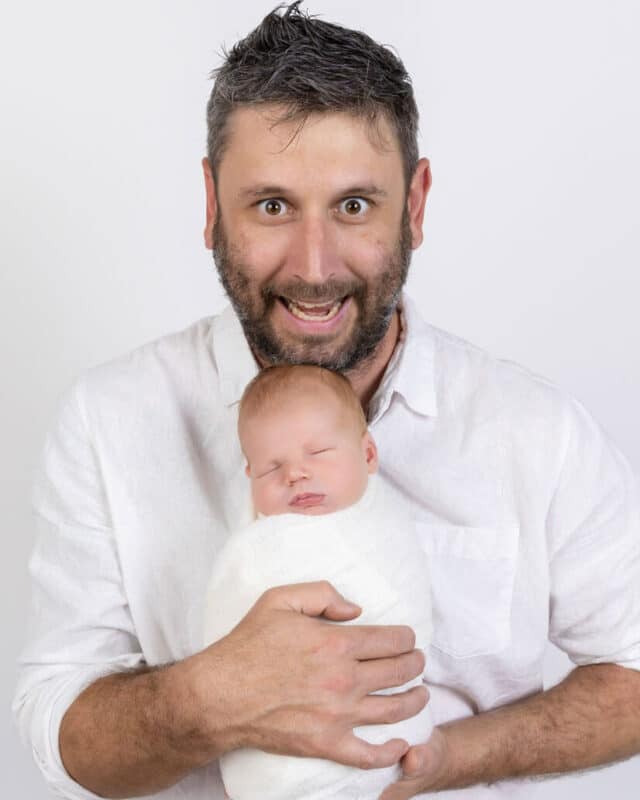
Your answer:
[211,211,412,373]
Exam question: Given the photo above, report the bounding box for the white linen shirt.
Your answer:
[13,292,640,800]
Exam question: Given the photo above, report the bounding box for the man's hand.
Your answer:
[190,580,428,770]
[380,663,640,798]
[379,729,449,799]
[57,579,427,798]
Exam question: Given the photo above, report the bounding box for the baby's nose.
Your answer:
[285,464,310,484]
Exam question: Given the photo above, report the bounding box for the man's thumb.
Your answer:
[322,596,362,621]
[267,580,362,620]
[402,743,430,777]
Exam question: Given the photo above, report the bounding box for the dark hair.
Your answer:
[206,1,419,191]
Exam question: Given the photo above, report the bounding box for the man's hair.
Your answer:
[207,1,419,191]
[238,364,368,441]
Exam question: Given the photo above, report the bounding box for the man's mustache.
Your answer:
[261,283,364,305]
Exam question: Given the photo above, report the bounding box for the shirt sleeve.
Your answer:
[12,379,145,798]
[547,394,640,672]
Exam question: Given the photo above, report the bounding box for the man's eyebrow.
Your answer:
[340,184,388,199]
[238,185,290,201]
[237,184,388,201]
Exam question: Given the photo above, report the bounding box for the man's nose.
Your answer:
[287,214,338,284]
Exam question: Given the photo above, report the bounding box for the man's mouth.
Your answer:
[278,296,348,322]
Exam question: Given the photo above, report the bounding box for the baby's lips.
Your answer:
[289,492,326,508]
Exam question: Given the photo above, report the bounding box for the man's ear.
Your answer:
[363,432,379,474]
[406,157,432,250]
[202,157,218,250]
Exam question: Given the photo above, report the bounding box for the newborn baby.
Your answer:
[203,364,432,800]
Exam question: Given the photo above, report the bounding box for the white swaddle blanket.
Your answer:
[203,474,433,800]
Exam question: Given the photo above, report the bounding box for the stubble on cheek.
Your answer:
[213,222,263,322]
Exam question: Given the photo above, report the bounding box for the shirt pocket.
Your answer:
[415,521,520,659]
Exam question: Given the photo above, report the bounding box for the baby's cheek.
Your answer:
[251,482,268,516]
[337,464,368,509]
[254,482,286,517]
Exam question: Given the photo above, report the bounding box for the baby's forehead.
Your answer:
[242,384,356,430]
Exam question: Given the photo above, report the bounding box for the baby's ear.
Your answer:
[244,463,251,477]
[363,431,379,473]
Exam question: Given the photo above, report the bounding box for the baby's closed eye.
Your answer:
[257,464,281,478]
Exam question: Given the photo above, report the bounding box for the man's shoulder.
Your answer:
[435,322,558,386]
[85,314,217,386]
[419,316,574,427]
[69,311,234,423]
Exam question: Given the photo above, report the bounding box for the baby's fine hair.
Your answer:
[238,364,368,436]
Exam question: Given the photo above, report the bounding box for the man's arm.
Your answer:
[59,659,214,798]
[59,581,428,799]
[381,662,640,799]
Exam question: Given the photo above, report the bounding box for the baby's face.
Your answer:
[240,387,378,517]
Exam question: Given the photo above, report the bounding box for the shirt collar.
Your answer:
[210,290,438,419]
[211,304,261,408]
[367,291,438,423]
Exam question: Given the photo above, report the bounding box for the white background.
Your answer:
[1,0,638,796]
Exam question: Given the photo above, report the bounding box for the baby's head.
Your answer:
[238,365,378,517]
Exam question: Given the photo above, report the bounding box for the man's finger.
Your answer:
[345,624,417,660]
[379,780,415,800]
[355,685,428,726]
[261,581,362,620]
[401,741,437,778]
[358,649,426,693]
[335,733,409,771]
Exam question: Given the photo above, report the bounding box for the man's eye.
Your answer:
[339,197,370,216]
[257,199,288,217]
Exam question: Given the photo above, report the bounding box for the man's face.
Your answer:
[204,106,428,371]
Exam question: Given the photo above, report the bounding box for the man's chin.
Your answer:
[258,299,357,366]
[259,339,356,370]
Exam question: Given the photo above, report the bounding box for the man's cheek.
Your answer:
[247,239,292,278]
[337,236,385,274]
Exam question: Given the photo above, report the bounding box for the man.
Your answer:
[13,3,640,799]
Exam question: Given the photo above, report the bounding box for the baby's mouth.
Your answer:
[289,493,326,508]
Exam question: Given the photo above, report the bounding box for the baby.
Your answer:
[203,364,432,800]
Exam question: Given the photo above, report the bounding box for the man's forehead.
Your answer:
[218,104,403,185]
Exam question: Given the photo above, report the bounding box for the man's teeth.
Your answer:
[286,299,343,321]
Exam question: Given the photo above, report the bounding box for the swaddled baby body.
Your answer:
[203,365,433,800]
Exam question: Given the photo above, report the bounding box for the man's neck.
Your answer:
[345,307,400,416]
